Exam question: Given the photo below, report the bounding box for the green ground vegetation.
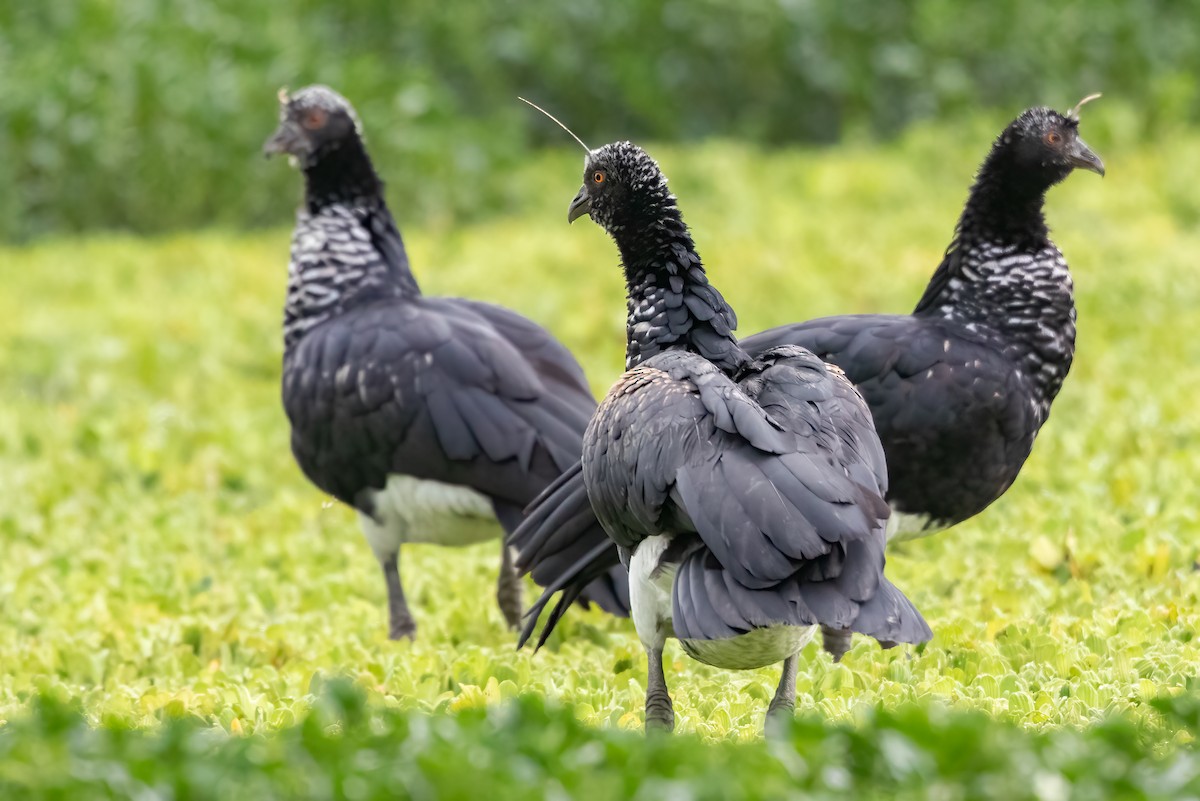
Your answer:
[1,126,1199,794]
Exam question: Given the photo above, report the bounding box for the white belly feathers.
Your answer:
[681,625,816,671]
[358,474,499,558]
[629,535,677,651]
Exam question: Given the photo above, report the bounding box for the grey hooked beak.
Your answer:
[1068,137,1105,177]
[263,122,305,159]
[567,184,592,223]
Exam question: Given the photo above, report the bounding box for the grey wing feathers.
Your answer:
[851,575,933,647]
[673,533,930,646]
[516,345,928,650]
[462,300,596,419]
[596,350,925,647]
[671,445,883,589]
[308,299,571,500]
[746,344,889,495]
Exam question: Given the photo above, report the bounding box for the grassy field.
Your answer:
[2,121,1200,793]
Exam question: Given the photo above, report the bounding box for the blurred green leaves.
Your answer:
[3,680,1200,800]
[1,0,1197,239]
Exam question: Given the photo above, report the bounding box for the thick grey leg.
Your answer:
[381,551,417,641]
[644,647,675,733]
[765,653,798,731]
[822,625,852,662]
[496,540,523,630]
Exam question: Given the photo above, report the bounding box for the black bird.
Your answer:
[744,101,1104,546]
[549,140,930,731]
[264,85,628,640]
[515,101,1101,659]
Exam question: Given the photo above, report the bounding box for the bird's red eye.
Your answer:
[593,171,605,183]
[1045,131,1062,145]
[302,109,328,130]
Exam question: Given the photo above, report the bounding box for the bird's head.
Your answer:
[992,96,1105,186]
[264,85,364,169]
[567,141,673,233]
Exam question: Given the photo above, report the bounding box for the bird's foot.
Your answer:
[388,614,417,641]
[497,544,524,630]
[645,697,675,734]
[645,647,675,734]
[764,698,795,735]
[496,571,524,631]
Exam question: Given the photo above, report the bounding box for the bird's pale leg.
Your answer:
[381,551,417,641]
[765,653,799,732]
[645,647,675,733]
[496,540,524,630]
[821,625,853,662]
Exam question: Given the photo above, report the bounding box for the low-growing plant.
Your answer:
[1,134,1198,792]
[2,679,1199,800]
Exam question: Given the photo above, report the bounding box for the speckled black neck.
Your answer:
[610,194,747,374]
[283,135,419,348]
[912,135,1077,419]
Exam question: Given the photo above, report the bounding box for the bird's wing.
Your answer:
[284,295,630,613]
[284,297,585,512]
[577,351,916,641]
[653,352,886,587]
[739,344,888,496]
[581,351,803,555]
[741,314,1029,454]
[456,299,598,465]
[741,313,1036,525]
[660,349,926,645]
[673,536,930,645]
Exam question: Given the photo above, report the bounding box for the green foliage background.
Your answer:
[2,123,1200,792]
[1,0,1197,239]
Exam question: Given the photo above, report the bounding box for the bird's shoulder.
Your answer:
[596,351,794,455]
